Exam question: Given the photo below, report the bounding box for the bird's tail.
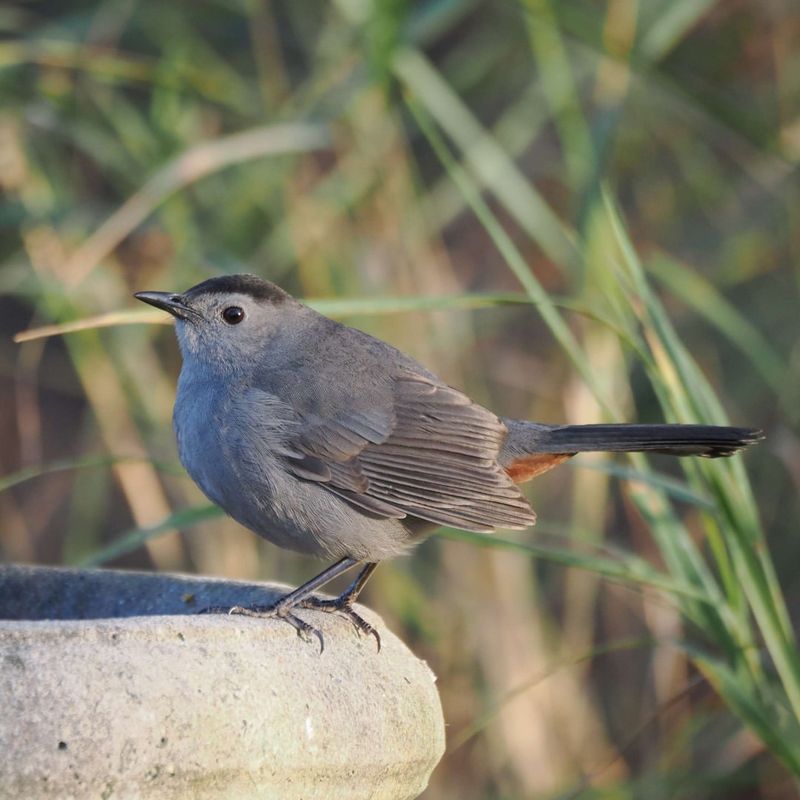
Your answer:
[499,421,762,483]
[516,422,762,458]
[499,420,762,479]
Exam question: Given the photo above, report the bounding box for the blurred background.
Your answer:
[1,0,799,797]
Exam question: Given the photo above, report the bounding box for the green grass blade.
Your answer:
[436,529,710,602]
[394,47,578,270]
[0,455,182,492]
[574,461,717,510]
[690,648,800,773]
[76,505,224,567]
[639,0,717,61]
[405,96,618,415]
[647,252,787,402]
[602,189,800,727]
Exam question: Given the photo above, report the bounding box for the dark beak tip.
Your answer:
[134,290,168,303]
[134,290,190,319]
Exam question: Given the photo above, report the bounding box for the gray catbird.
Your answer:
[136,274,761,648]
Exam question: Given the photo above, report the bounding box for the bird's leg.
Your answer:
[199,558,380,651]
[297,563,381,650]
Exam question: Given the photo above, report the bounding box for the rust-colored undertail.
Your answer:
[504,452,573,483]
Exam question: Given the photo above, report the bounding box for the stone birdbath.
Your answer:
[0,565,445,799]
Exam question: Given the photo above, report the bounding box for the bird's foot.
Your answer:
[298,595,381,652]
[199,603,325,651]
[198,560,381,653]
[198,596,381,652]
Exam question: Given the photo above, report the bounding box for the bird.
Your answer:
[135,274,761,650]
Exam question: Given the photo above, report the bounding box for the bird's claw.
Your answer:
[198,596,380,651]
[198,602,326,652]
[299,596,381,652]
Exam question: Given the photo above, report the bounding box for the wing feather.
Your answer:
[283,373,536,532]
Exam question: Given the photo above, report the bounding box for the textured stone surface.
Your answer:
[0,565,444,799]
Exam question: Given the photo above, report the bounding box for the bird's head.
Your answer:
[135,274,297,373]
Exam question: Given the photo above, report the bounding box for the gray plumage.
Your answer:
[136,274,762,566]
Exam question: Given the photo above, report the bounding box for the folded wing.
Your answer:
[284,373,537,532]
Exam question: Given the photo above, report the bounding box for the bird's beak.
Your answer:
[134,291,197,321]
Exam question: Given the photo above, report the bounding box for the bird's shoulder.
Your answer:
[250,311,436,415]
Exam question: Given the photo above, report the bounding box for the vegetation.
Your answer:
[1,1,798,796]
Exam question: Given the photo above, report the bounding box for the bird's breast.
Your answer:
[173,374,233,508]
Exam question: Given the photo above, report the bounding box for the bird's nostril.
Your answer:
[170,295,182,303]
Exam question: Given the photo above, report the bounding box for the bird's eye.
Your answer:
[221,306,245,325]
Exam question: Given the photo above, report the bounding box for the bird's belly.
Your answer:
[220,470,411,561]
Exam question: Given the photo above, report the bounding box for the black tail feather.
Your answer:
[505,422,763,459]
